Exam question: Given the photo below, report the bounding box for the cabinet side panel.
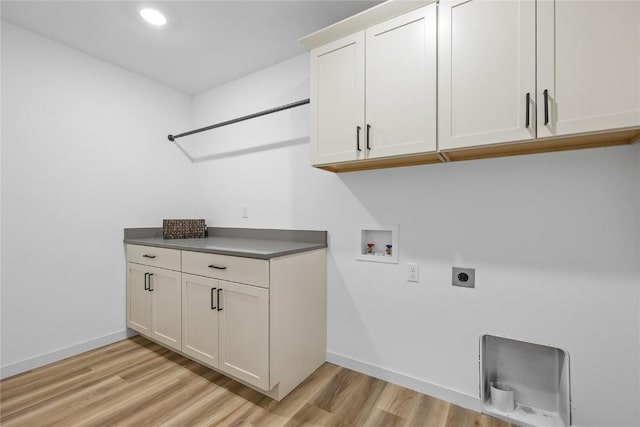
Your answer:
[270,249,327,398]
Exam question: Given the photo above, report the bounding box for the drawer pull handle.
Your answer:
[525,92,530,128]
[217,288,223,311]
[356,125,362,152]
[144,273,149,291]
[208,264,227,270]
[211,287,217,310]
[543,89,549,125]
[143,254,156,259]
[148,273,154,291]
[366,124,371,150]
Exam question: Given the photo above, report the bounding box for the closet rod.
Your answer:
[168,98,310,141]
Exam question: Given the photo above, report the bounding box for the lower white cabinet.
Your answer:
[126,244,326,401]
[127,262,182,352]
[127,264,151,334]
[181,274,269,390]
[218,280,269,390]
[181,274,219,368]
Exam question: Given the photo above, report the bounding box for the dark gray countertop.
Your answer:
[124,227,327,260]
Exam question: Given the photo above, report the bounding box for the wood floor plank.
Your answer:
[68,359,212,426]
[1,375,128,425]
[284,403,332,427]
[0,337,512,427]
[236,363,341,427]
[159,378,243,427]
[444,404,511,427]
[317,369,387,427]
[374,382,420,419]
[364,408,406,427]
[57,365,189,426]
[406,393,451,427]
[0,342,171,415]
[0,339,138,400]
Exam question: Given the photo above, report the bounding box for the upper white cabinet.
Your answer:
[310,4,437,166]
[537,0,640,138]
[365,6,437,159]
[438,0,536,150]
[310,33,365,165]
[439,0,640,151]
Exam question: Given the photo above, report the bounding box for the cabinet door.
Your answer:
[439,0,536,150]
[181,274,219,368]
[365,4,437,158]
[310,32,365,165]
[148,266,182,351]
[537,1,640,138]
[218,280,269,390]
[127,263,151,334]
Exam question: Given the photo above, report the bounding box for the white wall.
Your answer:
[0,22,195,376]
[190,55,640,426]
[178,54,309,162]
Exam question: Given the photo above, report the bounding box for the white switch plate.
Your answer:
[242,206,249,218]
[407,263,419,282]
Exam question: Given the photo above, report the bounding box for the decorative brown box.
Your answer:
[162,219,207,239]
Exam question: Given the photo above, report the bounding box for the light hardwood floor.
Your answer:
[1,336,512,426]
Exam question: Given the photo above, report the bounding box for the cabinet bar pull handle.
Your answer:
[356,126,361,152]
[211,287,217,310]
[144,273,149,291]
[148,273,154,291]
[543,89,549,125]
[525,92,530,128]
[366,124,371,150]
[208,264,227,270]
[143,254,156,259]
[217,288,223,311]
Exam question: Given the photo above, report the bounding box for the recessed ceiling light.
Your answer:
[139,8,167,26]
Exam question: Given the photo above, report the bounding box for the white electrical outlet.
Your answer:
[407,263,419,282]
[242,206,249,218]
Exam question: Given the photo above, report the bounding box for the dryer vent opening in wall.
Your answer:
[481,335,571,427]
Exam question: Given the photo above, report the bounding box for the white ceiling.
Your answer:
[1,0,381,95]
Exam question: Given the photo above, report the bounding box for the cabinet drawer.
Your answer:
[126,244,181,271]
[182,251,269,288]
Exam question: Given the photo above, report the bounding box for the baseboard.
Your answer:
[326,351,482,412]
[1,330,132,380]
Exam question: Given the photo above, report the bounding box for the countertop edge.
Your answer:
[123,238,327,260]
[123,227,328,260]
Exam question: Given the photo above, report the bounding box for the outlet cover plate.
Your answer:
[407,263,419,282]
[452,267,475,288]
